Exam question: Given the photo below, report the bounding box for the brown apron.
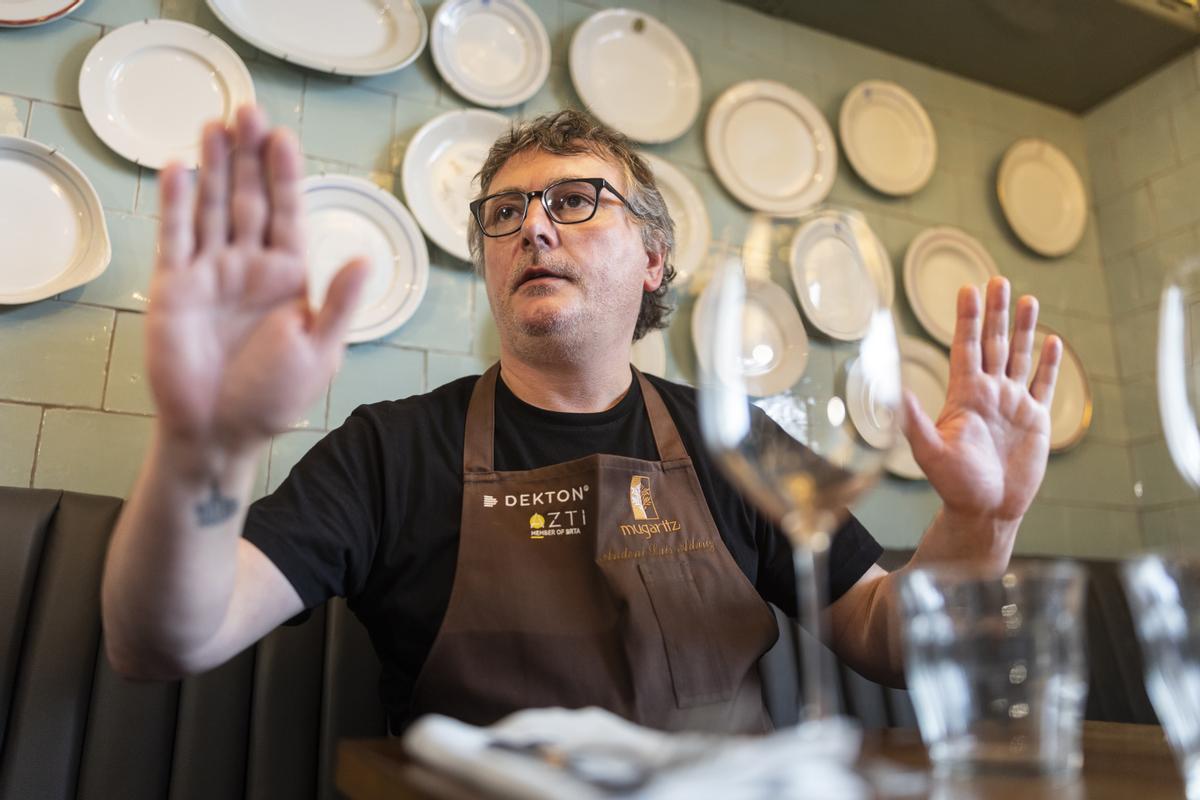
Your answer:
[408,364,778,733]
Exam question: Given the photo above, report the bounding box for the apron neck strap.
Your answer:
[463,363,690,474]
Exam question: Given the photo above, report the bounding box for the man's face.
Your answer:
[480,148,664,352]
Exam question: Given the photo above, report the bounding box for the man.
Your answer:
[101,106,1061,734]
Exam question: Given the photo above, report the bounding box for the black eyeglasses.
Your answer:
[470,177,632,238]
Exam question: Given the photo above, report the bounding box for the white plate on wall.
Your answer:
[839,79,936,196]
[205,0,427,76]
[431,0,550,108]
[706,80,837,216]
[641,152,710,287]
[303,175,430,343]
[0,136,111,303]
[401,109,510,263]
[692,274,809,397]
[0,0,84,26]
[569,8,700,144]
[789,209,893,341]
[884,335,950,479]
[997,137,1088,258]
[78,19,255,169]
[1031,325,1091,451]
[903,226,999,347]
[632,328,667,376]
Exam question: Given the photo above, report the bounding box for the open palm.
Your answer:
[903,278,1062,525]
[146,107,367,452]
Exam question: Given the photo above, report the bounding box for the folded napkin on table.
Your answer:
[402,706,870,800]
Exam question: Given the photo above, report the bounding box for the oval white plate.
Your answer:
[693,275,809,398]
[706,80,837,216]
[997,137,1087,258]
[0,136,110,303]
[79,20,254,169]
[903,226,998,347]
[0,0,84,26]
[839,79,936,196]
[1031,325,1091,451]
[431,0,549,108]
[789,210,892,341]
[402,109,510,263]
[632,328,667,377]
[884,335,949,479]
[641,152,710,287]
[569,8,700,144]
[206,0,427,76]
[303,175,430,343]
[845,354,898,451]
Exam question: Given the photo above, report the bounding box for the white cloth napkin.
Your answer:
[402,707,870,800]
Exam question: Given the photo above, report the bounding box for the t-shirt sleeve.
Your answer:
[242,408,385,610]
[755,510,884,618]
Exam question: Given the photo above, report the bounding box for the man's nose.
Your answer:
[520,197,559,251]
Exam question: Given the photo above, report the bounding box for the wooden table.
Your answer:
[337,721,1186,799]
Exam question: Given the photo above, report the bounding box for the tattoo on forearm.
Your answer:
[195,479,238,527]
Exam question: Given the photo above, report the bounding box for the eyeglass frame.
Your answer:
[469,177,634,238]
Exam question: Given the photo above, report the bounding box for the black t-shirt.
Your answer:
[244,370,883,724]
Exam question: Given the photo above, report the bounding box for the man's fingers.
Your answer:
[981,277,1010,376]
[900,389,945,467]
[266,128,306,255]
[1030,334,1063,407]
[1006,295,1039,383]
[195,121,231,252]
[231,106,270,245]
[312,258,370,345]
[949,284,983,383]
[157,162,194,271]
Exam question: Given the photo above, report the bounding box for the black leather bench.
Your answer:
[0,486,1157,799]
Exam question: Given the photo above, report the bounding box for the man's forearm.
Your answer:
[101,427,263,678]
[908,506,1022,573]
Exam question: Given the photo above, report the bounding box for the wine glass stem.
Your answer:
[793,541,835,721]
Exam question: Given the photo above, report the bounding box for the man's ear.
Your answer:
[643,247,666,292]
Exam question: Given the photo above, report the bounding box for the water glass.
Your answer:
[899,561,1088,777]
[1122,555,1200,799]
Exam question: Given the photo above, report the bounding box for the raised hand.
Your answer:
[145,106,368,456]
[902,277,1062,528]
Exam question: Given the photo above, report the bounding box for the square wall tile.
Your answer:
[1135,227,1198,305]
[302,80,396,171]
[427,352,492,390]
[1132,437,1195,506]
[1113,306,1158,381]
[0,95,29,136]
[60,213,156,311]
[850,478,941,550]
[1150,158,1200,236]
[1172,91,1200,163]
[27,101,139,212]
[267,431,326,493]
[1087,379,1127,444]
[1095,186,1157,257]
[0,19,101,106]
[0,301,112,406]
[104,311,152,414]
[0,403,42,488]
[1140,506,1180,551]
[1103,254,1143,318]
[73,0,161,27]
[329,344,423,426]
[1087,138,1122,205]
[1122,373,1160,441]
[659,0,723,52]
[248,60,305,131]
[1039,438,1135,506]
[472,276,500,358]
[34,409,153,497]
[1064,315,1120,382]
[383,258,474,352]
[353,47,440,105]
[1114,110,1178,190]
[1012,501,1071,556]
[394,95,447,144]
[722,2,786,64]
[1058,506,1141,558]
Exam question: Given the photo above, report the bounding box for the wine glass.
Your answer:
[695,208,903,722]
[1158,257,1200,491]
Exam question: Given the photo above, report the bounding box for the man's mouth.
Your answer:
[515,267,568,289]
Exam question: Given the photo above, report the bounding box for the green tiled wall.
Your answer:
[1084,48,1200,551]
[0,0,1148,557]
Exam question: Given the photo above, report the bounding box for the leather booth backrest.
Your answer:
[0,486,1160,799]
[0,487,386,800]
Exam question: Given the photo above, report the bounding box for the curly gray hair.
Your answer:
[467,109,676,342]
